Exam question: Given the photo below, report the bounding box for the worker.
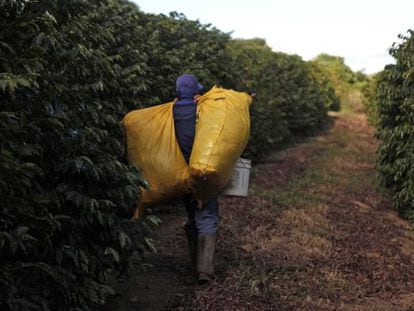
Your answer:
[173,73,219,285]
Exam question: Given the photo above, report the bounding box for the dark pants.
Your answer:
[183,194,219,235]
[174,103,219,235]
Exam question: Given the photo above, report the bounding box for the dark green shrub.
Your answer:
[377,30,414,220]
[361,73,380,126]
[308,61,340,111]
[0,1,148,309]
[221,39,328,160]
[138,12,230,103]
[310,54,372,113]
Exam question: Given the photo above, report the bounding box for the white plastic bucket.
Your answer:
[222,158,251,197]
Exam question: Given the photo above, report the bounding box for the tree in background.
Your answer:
[308,61,340,111]
[310,54,369,113]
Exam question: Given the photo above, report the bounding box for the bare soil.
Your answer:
[105,113,414,311]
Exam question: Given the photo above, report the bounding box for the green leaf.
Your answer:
[145,215,162,227]
[104,247,120,263]
[144,237,157,253]
[118,231,130,249]
[16,77,31,88]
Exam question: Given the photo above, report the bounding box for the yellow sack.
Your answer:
[122,102,190,216]
[190,86,252,201]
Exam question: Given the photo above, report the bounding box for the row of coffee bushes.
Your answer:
[376,30,414,220]
[361,73,380,126]
[0,0,333,309]
[0,1,154,310]
[220,39,330,159]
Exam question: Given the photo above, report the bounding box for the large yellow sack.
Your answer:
[122,102,190,213]
[189,86,252,201]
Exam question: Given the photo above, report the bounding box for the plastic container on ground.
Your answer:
[222,158,251,197]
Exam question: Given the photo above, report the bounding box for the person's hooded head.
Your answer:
[176,73,204,99]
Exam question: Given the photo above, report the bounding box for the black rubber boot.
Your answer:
[197,234,216,285]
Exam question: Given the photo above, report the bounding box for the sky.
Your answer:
[131,0,414,74]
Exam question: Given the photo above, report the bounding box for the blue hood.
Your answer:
[176,74,204,100]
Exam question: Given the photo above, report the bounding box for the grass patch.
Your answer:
[249,185,325,208]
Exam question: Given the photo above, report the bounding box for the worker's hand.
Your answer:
[193,94,201,103]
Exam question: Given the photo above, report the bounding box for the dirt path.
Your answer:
[105,113,414,311]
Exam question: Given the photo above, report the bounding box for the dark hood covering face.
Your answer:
[176,73,204,100]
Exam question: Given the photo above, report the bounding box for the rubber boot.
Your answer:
[184,224,198,270]
[197,234,216,285]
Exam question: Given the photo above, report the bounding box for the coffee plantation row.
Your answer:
[1,0,370,310]
[376,30,414,221]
